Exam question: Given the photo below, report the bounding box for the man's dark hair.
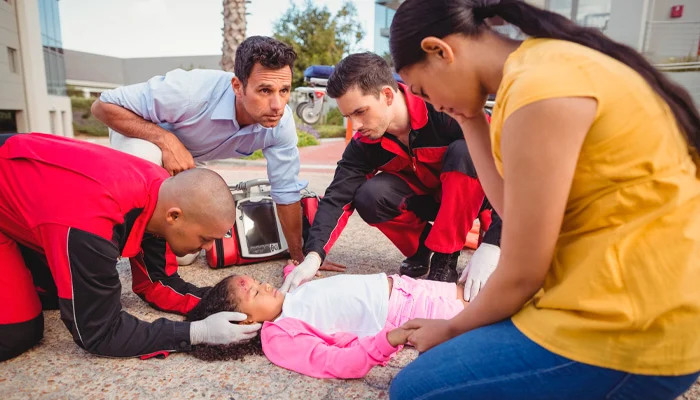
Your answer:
[326,52,399,99]
[234,36,297,87]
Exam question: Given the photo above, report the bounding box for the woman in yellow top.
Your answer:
[387,0,700,399]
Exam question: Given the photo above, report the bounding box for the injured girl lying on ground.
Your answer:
[186,269,469,379]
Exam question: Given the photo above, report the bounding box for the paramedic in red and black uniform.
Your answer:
[281,52,502,295]
[0,133,260,361]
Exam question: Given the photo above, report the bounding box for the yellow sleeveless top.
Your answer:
[491,38,700,375]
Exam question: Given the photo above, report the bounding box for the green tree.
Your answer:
[381,51,394,69]
[273,0,364,87]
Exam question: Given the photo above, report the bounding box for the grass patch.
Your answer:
[71,96,109,137]
[316,124,346,138]
[245,130,319,160]
[324,107,344,126]
[245,150,265,160]
[297,130,319,147]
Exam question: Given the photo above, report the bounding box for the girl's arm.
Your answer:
[405,97,597,351]
[261,319,404,379]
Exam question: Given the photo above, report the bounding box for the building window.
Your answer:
[38,0,67,96]
[7,47,17,73]
[545,0,610,31]
[576,0,611,31]
[548,0,573,19]
[0,110,17,134]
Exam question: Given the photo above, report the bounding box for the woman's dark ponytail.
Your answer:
[390,0,700,154]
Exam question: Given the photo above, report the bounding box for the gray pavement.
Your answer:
[0,165,472,400]
[1,147,698,399]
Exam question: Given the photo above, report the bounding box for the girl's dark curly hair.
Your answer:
[185,275,264,361]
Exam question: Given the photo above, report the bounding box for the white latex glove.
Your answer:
[189,311,261,345]
[459,243,501,301]
[279,252,321,293]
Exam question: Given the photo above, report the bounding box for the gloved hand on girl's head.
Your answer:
[186,274,280,361]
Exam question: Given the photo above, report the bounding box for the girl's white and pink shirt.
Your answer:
[260,267,464,379]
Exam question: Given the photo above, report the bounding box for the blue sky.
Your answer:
[58,0,377,58]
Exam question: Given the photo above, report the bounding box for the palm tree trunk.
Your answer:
[221,0,247,72]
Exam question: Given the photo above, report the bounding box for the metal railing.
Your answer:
[642,21,700,106]
[579,12,610,32]
[658,66,700,107]
[643,21,700,64]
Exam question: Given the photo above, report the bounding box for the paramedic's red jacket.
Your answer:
[304,84,501,260]
[0,133,204,357]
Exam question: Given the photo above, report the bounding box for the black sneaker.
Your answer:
[426,250,460,282]
[400,224,432,277]
[400,250,431,277]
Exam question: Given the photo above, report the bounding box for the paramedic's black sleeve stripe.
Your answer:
[61,228,191,357]
[482,209,502,247]
[140,234,209,298]
[304,139,375,260]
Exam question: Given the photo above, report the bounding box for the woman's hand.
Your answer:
[401,319,455,352]
[449,110,505,215]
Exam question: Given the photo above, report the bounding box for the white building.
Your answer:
[375,0,700,104]
[0,0,73,136]
[63,50,221,99]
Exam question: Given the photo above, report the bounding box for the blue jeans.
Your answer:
[390,320,699,400]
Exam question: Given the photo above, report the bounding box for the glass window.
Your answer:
[39,0,48,46]
[0,110,17,134]
[577,0,611,31]
[56,52,66,96]
[43,48,51,93]
[7,47,17,74]
[52,0,63,47]
[38,0,67,95]
[548,0,573,19]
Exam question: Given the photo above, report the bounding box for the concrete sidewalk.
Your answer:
[2,137,698,399]
[0,167,420,400]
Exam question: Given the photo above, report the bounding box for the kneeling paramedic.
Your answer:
[0,133,260,361]
[281,53,502,300]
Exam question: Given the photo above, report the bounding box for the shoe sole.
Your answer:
[400,265,429,278]
[425,270,459,283]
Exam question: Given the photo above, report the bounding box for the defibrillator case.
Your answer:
[206,179,320,268]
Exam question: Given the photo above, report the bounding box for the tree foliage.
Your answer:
[381,52,394,69]
[273,0,364,87]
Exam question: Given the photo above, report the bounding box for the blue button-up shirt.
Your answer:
[99,68,306,204]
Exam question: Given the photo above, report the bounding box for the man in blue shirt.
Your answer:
[92,36,308,266]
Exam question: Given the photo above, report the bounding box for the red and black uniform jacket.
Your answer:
[304,84,498,260]
[0,133,205,357]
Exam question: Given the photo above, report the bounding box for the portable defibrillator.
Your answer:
[206,178,319,268]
